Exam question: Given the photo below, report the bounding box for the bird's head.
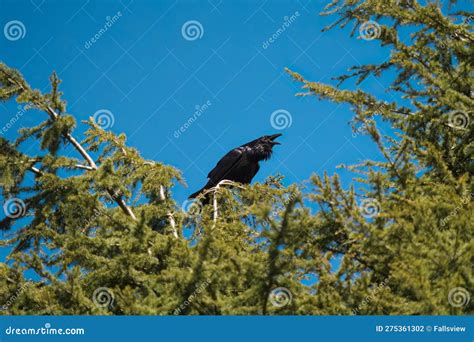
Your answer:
[252,133,282,160]
[261,133,282,145]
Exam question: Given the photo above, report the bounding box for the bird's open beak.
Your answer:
[268,133,282,145]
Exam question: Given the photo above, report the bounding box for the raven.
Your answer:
[189,133,282,200]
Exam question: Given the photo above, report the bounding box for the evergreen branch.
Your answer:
[42,105,98,169]
[204,180,245,224]
[262,197,296,315]
[1,67,137,221]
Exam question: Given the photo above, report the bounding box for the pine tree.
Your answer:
[1,0,472,315]
[286,0,473,315]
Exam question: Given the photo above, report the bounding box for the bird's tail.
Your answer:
[189,186,211,205]
[189,188,204,199]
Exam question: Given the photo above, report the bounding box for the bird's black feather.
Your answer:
[189,134,281,201]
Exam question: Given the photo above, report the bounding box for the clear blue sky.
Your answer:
[0,0,398,205]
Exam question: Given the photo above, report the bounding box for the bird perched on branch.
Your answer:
[189,133,282,202]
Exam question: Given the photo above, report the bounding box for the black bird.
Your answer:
[189,133,282,201]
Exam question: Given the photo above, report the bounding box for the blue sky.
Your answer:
[0,0,397,206]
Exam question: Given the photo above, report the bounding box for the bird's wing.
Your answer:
[207,147,244,181]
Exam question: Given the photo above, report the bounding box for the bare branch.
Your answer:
[5,72,137,221]
[44,105,135,220]
[159,185,178,239]
[74,164,96,171]
[198,180,245,225]
[29,166,42,176]
[107,189,136,220]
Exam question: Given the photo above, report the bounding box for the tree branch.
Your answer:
[44,105,135,220]
[159,185,178,239]
[74,164,96,171]
[6,72,137,221]
[29,166,42,176]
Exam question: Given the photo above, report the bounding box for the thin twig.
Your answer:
[74,164,96,171]
[29,166,42,176]
[159,185,178,239]
[198,180,245,225]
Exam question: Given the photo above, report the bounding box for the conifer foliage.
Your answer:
[1,0,472,315]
